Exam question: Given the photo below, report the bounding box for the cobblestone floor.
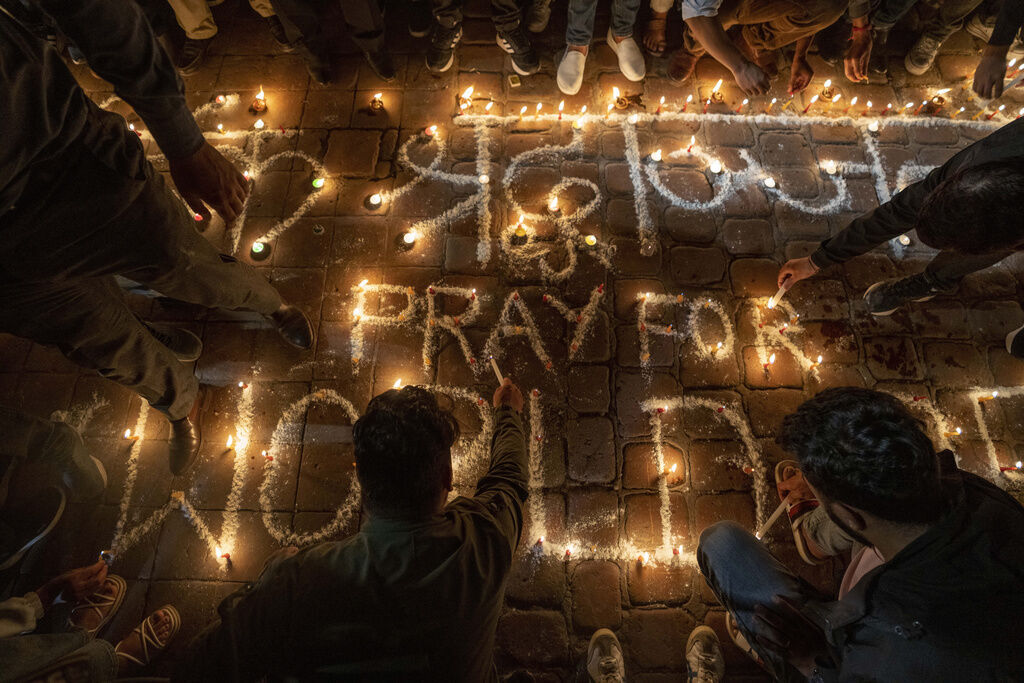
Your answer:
[3,0,1024,679]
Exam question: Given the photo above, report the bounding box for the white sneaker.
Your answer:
[607,28,645,81]
[557,48,587,95]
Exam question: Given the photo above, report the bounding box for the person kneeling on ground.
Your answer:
[174,379,528,681]
[698,387,1024,680]
[0,560,180,679]
[777,118,1024,361]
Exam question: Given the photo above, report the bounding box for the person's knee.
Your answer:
[697,520,753,573]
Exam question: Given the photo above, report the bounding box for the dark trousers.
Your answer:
[269,0,385,54]
[0,120,281,422]
[923,249,1014,290]
[697,521,834,682]
[681,0,846,55]
[431,0,521,31]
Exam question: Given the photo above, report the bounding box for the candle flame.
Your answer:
[659,95,665,105]
[669,463,678,473]
[519,105,527,115]
[717,342,723,349]
[393,378,402,389]
[580,105,587,114]
[403,231,418,244]
[535,102,542,112]
[850,96,858,105]
[373,92,382,101]
[612,86,620,99]
[485,101,493,111]
[651,148,662,161]
[712,79,722,92]
[253,118,265,129]
[823,79,831,88]
[768,353,776,364]
[255,87,265,100]
[686,94,693,103]
[461,85,473,99]
[810,94,819,104]
[123,428,132,439]
[358,279,368,289]
[832,94,841,103]
[558,100,564,111]
[226,434,234,448]
[936,87,951,95]
[547,195,559,211]
[353,308,363,319]
[866,100,872,108]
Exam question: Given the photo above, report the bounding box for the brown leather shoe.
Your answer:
[168,387,207,476]
[270,304,315,350]
[667,47,699,83]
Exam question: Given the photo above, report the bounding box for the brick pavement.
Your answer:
[2,1,1024,679]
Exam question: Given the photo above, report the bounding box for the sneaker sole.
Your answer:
[426,51,455,73]
[863,282,935,316]
[1007,323,1024,355]
[0,488,66,571]
[495,36,540,76]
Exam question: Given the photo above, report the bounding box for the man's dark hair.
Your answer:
[778,387,946,524]
[353,386,459,517]
[915,158,1024,255]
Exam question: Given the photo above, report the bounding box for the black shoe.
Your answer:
[496,25,540,76]
[0,486,65,571]
[270,304,314,350]
[175,37,213,75]
[427,23,461,73]
[144,323,203,362]
[863,275,941,316]
[1007,324,1024,359]
[364,46,397,82]
[265,15,297,52]
[408,0,432,37]
[296,42,332,84]
[168,387,207,476]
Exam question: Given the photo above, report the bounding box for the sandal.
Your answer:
[775,460,824,565]
[643,16,667,56]
[114,605,181,669]
[69,574,126,636]
[725,612,764,666]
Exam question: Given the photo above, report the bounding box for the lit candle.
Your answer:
[424,124,437,136]
[686,135,695,153]
[250,240,270,261]
[368,192,383,208]
[584,234,597,246]
[392,378,402,389]
[735,98,749,114]
[253,118,265,130]
[401,230,418,248]
[862,100,872,116]
[558,100,564,120]
[682,94,692,112]
[881,102,892,116]
[657,95,665,114]
[478,173,490,184]
[217,123,223,132]
[535,102,542,116]
[765,97,777,113]
[638,551,650,567]
[867,119,880,132]
[225,434,234,449]
[767,283,788,308]
[250,86,267,114]
[827,93,841,112]
[763,176,776,189]
[978,391,1000,402]
[650,148,662,162]
[573,105,587,128]
[781,97,795,112]
[547,195,559,213]
[987,104,1006,120]
[999,461,1023,472]
[763,352,777,371]
[311,177,325,189]
[952,106,965,119]
[215,94,226,104]
[898,234,911,245]
[843,96,858,115]
[370,92,384,111]
[913,99,928,115]
[709,158,722,174]
[823,160,838,175]
[897,101,914,115]
[802,94,819,114]
[485,101,494,113]
[519,105,527,118]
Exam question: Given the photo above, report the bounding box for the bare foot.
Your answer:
[643,13,668,55]
[115,609,176,673]
[71,581,117,632]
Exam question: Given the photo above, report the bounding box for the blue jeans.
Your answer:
[0,629,117,682]
[566,0,641,46]
[696,521,836,682]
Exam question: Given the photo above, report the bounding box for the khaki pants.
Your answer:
[0,110,282,421]
[167,0,276,39]
[682,0,846,55]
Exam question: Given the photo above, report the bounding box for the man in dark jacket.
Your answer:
[0,0,313,475]
[777,119,1024,360]
[174,379,529,681]
[698,387,1024,681]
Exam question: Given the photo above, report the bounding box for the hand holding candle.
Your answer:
[492,376,524,412]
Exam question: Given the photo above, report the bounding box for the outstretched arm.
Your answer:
[685,16,769,95]
[35,0,249,220]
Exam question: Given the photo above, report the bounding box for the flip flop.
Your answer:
[69,574,126,636]
[775,460,824,566]
[114,604,181,669]
[644,17,667,56]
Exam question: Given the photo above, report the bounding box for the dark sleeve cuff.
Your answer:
[147,106,206,161]
[810,248,838,269]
